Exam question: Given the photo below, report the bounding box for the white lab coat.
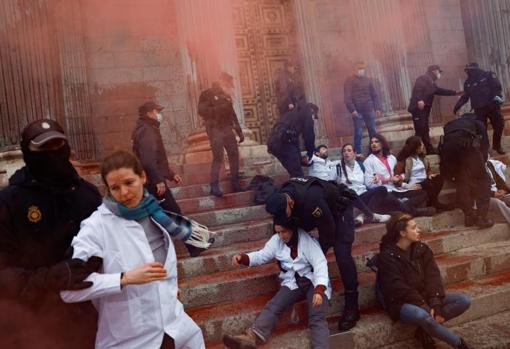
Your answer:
[308,155,340,182]
[363,153,400,191]
[60,204,205,349]
[247,230,332,299]
[336,160,367,196]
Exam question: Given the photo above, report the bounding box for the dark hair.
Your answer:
[315,144,328,153]
[100,150,145,185]
[380,212,414,245]
[368,133,390,157]
[272,217,299,234]
[339,143,355,184]
[396,136,424,162]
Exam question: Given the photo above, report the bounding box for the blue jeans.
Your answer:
[353,110,377,154]
[400,293,471,347]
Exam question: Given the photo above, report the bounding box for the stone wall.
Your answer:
[79,0,190,159]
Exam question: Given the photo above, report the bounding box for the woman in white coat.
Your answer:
[61,150,205,349]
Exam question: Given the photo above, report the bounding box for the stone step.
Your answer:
[188,205,270,227]
[181,227,510,310]
[178,215,508,279]
[178,190,255,215]
[197,269,510,346]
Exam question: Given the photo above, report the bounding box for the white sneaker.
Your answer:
[354,214,364,227]
[372,213,391,223]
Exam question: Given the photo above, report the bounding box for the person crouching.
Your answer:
[223,217,331,349]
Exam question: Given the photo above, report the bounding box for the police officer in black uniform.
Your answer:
[198,73,244,197]
[267,103,318,177]
[453,62,505,154]
[275,61,305,116]
[408,65,460,154]
[132,101,182,214]
[439,113,494,229]
[265,177,360,331]
[0,119,102,349]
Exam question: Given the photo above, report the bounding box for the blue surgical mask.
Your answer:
[156,113,163,123]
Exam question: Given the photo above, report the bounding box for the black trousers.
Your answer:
[160,334,175,349]
[206,126,240,185]
[412,107,434,153]
[419,175,444,207]
[273,142,304,177]
[321,206,358,294]
[455,151,491,217]
[146,181,181,214]
[475,104,504,150]
[354,186,388,218]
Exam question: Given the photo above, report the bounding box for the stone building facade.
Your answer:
[1,0,510,171]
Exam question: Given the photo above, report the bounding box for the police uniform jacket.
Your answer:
[275,70,305,114]
[0,167,101,348]
[343,75,381,113]
[408,71,456,112]
[378,241,445,321]
[61,204,205,349]
[453,69,503,113]
[280,107,316,158]
[132,116,175,185]
[246,229,332,299]
[197,85,242,135]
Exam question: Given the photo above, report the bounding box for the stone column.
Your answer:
[175,0,276,178]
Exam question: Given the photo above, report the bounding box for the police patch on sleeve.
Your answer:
[312,206,322,218]
[27,205,42,223]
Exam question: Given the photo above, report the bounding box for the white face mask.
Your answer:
[357,69,366,77]
[435,72,441,80]
[156,112,163,123]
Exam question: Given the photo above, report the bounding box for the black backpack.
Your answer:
[248,175,278,205]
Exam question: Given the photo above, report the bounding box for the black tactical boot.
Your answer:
[414,327,436,349]
[464,213,477,227]
[476,215,494,229]
[338,290,360,332]
[210,182,224,197]
[457,338,473,349]
[231,179,243,193]
[223,328,261,349]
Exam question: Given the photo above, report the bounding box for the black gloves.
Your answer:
[334,183,358,214]
[44,257,103,291]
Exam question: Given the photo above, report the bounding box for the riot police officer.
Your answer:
[439,113,494,228]
[265,177,360,331]
[267,103,318,177]
[408,65,459,154]
[275,61,306,116]
[0,119,101,349]
[453,62,505,154]
[198,73,244,197]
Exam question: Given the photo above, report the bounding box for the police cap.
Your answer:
[265,192,287,218]
[21,119,67,149]
[138,101,164,116]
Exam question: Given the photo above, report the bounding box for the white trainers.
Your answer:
[354,214,364,227]
[372,213,391,223]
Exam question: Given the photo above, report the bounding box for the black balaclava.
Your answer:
[466,68,483,80]
[22,142,77,187]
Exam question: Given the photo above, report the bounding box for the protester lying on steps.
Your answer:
[377,212,472,349]
[395,136,455,212]
[61,150,205,349]
[363,133,435,217]
[223,217,331,349]
[308,144,390,226]
[486,156,510,225]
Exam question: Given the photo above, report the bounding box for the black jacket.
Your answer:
[343,75,381,113]
[275,70,306,115]
[132,116,175,185]
[0,167,101,348]
[378,241,444,321]
[453,69,503,113]
[408,72,457,113]
[280,106,316,158]
[197,85,243,136]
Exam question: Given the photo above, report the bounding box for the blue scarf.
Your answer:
[103,190,191,242]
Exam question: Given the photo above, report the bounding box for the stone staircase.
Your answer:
[72,131,510,348]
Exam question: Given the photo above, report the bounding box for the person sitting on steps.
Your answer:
[223,217,331,349]
[377,212,472,349]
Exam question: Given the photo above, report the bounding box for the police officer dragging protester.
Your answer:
[408,65,460,154]
[275,61,305,116]
[265,176,361,331]
[267,103,318,177]
[0,119,102,349]
[439,113,494,229]
[198,72,245,197]
[453,62,506,155]
[132,101,183,213]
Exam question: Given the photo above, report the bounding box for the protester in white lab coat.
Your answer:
[223,217,331,349]
[308,144,340,181]
[363,134,433,217]
[61,150,205,349]
[486,157,510,224]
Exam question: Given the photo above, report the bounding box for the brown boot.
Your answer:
[223,328,260,349]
